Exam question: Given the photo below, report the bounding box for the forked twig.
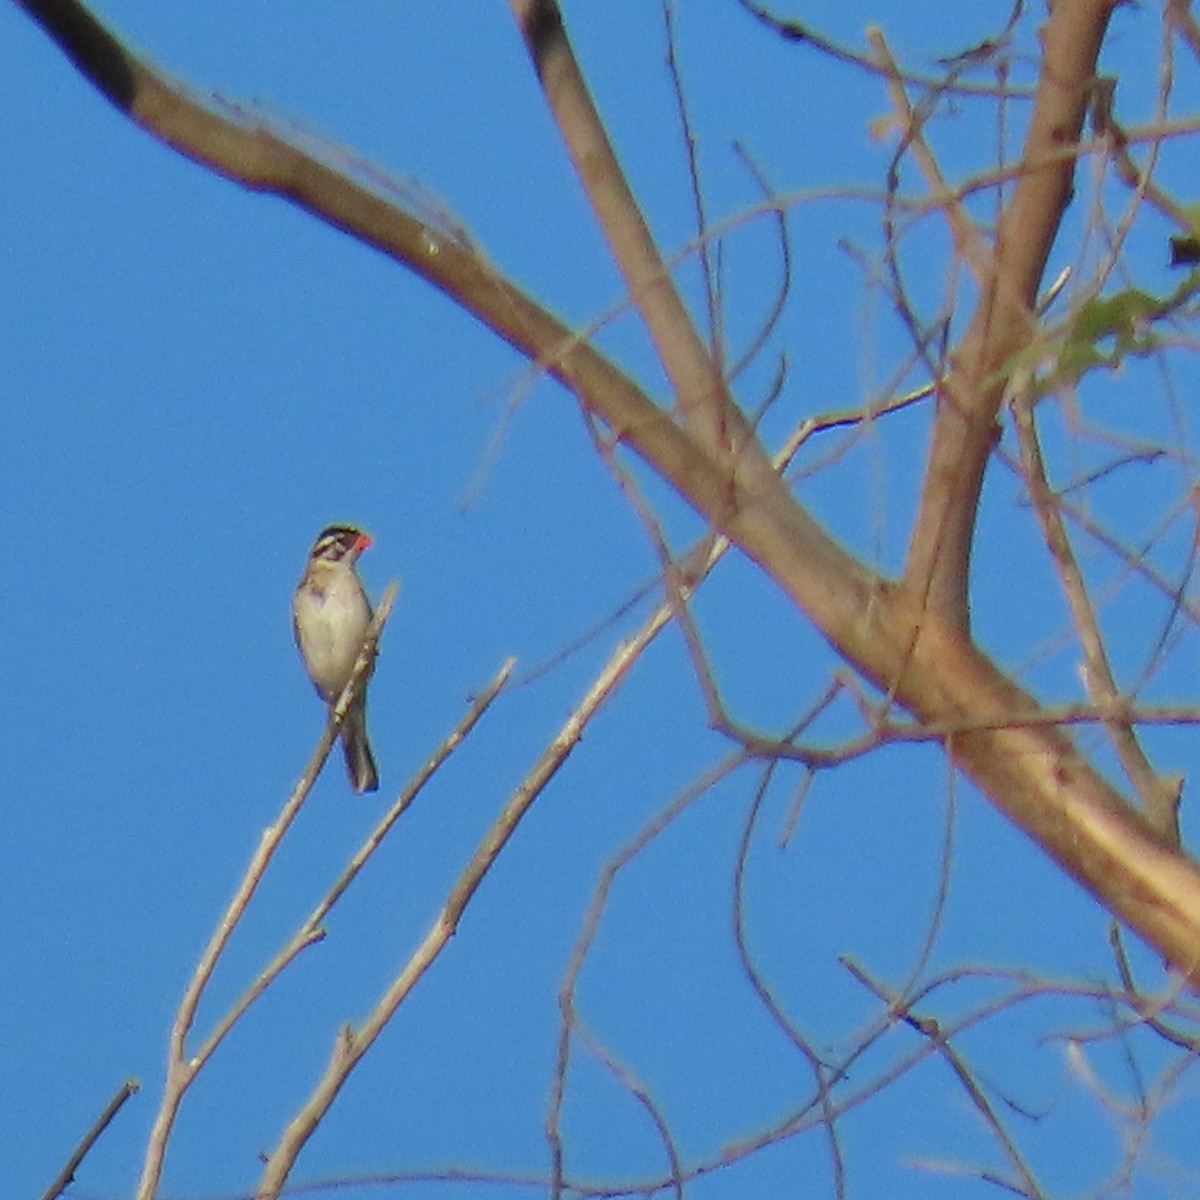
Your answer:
[842,960,1049,1200]
[136,585,397,1200]
[869,27,993,282]
[256,622,665,1197]
[186,657,516,1077]
[902,0,1117,628]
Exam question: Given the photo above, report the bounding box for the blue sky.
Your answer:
[5,2,1200,1198]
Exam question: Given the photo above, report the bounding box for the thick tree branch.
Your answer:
[902,0,1119,628]
[509,0,734,450]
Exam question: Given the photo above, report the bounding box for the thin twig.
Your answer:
[574,1019,686,1200]
[735,0,1035,99]
[662,0,722,362]
[40,1079,139,1200]
[732,761,848,1199]
[727,142,793,384]
[1011,397,1181,841]
[869,27,993,282]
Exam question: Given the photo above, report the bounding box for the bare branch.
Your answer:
[549,751,746,1200]
[574,1019,686,1200]
[135,584,397,1200]
[844,960,1048,1200]
[869,27,994,282]
[736,0,1035,99]
[903,0,1120,627]
[187,658,516,1078]
[257,620,668,1197]
[40,1080,139,1200]
[509,0,734,447]
[1012,395,1182,841]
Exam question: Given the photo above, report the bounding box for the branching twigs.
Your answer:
[549,750,748,1200]
[185,656,516,1085]
[522,380,925,696]
[903,0,1119,629]
[143,645,514,1200]
[1089,72,1191,244]
[136,633,510,1199]
[735,0,1037,99]
[715,963,1186,1189]
[996,439,1200,630]
[557,963,1177,1198]
[257,621,666,1198]
[135,584,397,1200]
[727,143,793,386]
[582,410,735,740]
[869,28,993,284]
[730,726,955,1200]
[1062,1038,1159,1194]
[40,1079,139,1200]
[305,659,517,925]
[1109,925,1200,1050]
[1012,397,1182,842]
[844,961,1049,1200]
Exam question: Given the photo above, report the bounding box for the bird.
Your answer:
[292,524,379,793]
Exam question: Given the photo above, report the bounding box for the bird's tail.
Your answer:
[341,702,379,794]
